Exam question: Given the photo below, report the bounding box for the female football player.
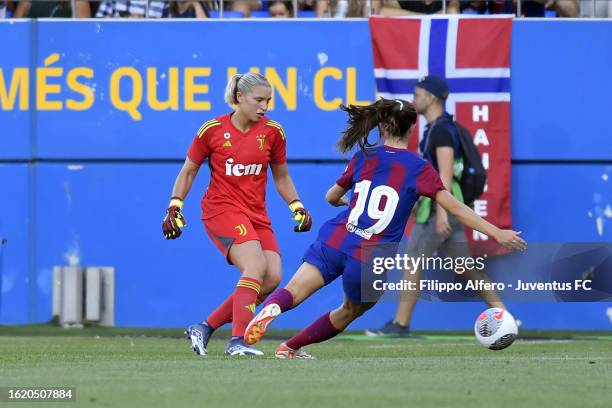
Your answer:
[162,72,312,356]
[243,98,526,359]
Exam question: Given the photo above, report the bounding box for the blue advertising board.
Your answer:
[0,19,610,329]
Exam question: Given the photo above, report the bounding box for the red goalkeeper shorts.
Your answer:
[203,212,280,264]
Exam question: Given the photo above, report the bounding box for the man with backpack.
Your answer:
[366,76,506,337]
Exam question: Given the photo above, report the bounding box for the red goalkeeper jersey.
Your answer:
[187,112,287,225]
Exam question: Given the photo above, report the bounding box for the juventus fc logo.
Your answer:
[256,134,266,151]
[235,224,247,236]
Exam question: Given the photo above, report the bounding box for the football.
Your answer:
[474,308,518,350]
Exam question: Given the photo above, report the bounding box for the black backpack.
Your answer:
[453,123,487,206]
[424,120,487,206]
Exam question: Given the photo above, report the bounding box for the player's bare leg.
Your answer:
[260,250,282,297]
[329,297,376,330]
[244,262,324,345]
[285,262,326,306]
[230,240,267,281]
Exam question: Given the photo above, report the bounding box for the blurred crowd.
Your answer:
[1,0,610,19]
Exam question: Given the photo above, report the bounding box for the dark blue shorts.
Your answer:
[303,241,383,304]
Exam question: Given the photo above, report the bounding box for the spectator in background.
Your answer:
[459,0,576,17]
[580,0,612,17]
[549,1,579,17]
[168,1,209,17]
[226,0,261,17]
[459,1,489,13]
[490,0,545,17]
[316,0,369,17]
[269,1,293,17]
[374,0,460,15]
[3,1,20,17]
[96,0,169,17]
[299,0,316,11]
[12,0,91,17]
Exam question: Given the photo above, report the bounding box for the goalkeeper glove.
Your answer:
[162,197,186,240]
[289,199,312,233]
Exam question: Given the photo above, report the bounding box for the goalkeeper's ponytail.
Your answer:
[224,72,271,106]
[336,98,417,153]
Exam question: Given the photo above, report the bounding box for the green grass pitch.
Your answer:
[0,327,610,408]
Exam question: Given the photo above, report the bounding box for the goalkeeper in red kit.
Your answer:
[162,72,312,356]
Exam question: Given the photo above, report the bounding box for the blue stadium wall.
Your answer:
[1,19,611,329]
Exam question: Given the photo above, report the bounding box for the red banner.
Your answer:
[369,16,513,255]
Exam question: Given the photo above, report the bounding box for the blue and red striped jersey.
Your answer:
[317,145,445,261]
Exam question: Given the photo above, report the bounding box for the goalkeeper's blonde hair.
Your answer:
[224,72,271,106]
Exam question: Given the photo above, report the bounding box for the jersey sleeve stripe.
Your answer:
[197,120,221,138]
[196,121,212,137]
[266,120,286,140]
[197,119,218,134]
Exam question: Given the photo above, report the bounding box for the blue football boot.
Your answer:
[185,322,214,356]
[224,337,264,356]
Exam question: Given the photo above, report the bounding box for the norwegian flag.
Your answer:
[369,16,513,253]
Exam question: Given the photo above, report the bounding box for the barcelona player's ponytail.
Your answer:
[336,98,417,153]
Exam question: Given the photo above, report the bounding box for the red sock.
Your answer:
[231,277,262,337]
[286,312,342,350]
[206,292,268,329]
[206,294,234,329]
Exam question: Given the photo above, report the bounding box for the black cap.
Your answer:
[415,75,449,100]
